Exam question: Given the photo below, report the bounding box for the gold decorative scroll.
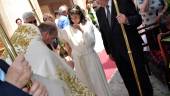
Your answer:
[0,24,17,61]
[0,23,32,89]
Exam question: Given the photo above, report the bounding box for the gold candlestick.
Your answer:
[0,24,17,61]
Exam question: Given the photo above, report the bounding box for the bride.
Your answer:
[59,5,112,96]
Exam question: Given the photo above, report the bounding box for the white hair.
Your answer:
[58,5,68,15]
[22,12,34,21]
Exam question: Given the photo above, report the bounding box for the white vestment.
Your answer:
[59,21,112,96]
[3,24,95,96]
[32,74,70,96]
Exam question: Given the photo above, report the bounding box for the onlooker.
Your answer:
[43,13,55,22]
[15,18,22,26]
[136,0,168,52]
[86,0,99,28]
[57,5,70,29]
[22,12,37,26]
[54,10,60,27]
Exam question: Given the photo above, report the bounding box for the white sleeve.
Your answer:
[58,27,69,43]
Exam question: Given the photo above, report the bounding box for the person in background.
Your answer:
[135,0,168,54]
[54,7,74,68]
[22,12,37,26]
[86,0,99,28]
[43,13,55,23]
[54,10,60,28]
[96,0,153,95]
[42,13,59,50]
[15,18,22,26]
[57,5,70,29]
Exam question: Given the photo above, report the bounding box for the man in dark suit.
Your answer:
[0,55,47,96]
[95,0,153,96]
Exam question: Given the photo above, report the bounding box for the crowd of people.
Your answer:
[0,0,169,96]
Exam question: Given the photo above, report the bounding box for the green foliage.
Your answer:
[167,0,170,13]
[88,10,97,25]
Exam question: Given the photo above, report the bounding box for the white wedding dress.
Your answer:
[59,21,112,96]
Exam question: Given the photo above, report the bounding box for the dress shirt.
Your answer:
[0,68,5,81]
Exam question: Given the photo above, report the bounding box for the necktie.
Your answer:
[106,5,111,27]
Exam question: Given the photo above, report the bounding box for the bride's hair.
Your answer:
[68,5,87,25]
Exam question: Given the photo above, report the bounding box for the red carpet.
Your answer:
[98,50,117,81]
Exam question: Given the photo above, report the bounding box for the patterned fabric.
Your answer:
[2,24,95,96]
[137,0,164,29]
[57,66,95,96]
[3,24,41,58]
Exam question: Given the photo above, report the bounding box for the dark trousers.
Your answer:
[113,49,153,96]
[146,27,160,51]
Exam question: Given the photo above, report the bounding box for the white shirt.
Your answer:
[105,0,112,16]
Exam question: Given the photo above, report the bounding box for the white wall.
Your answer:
[0,0,42,37]
[73,0,86,10]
